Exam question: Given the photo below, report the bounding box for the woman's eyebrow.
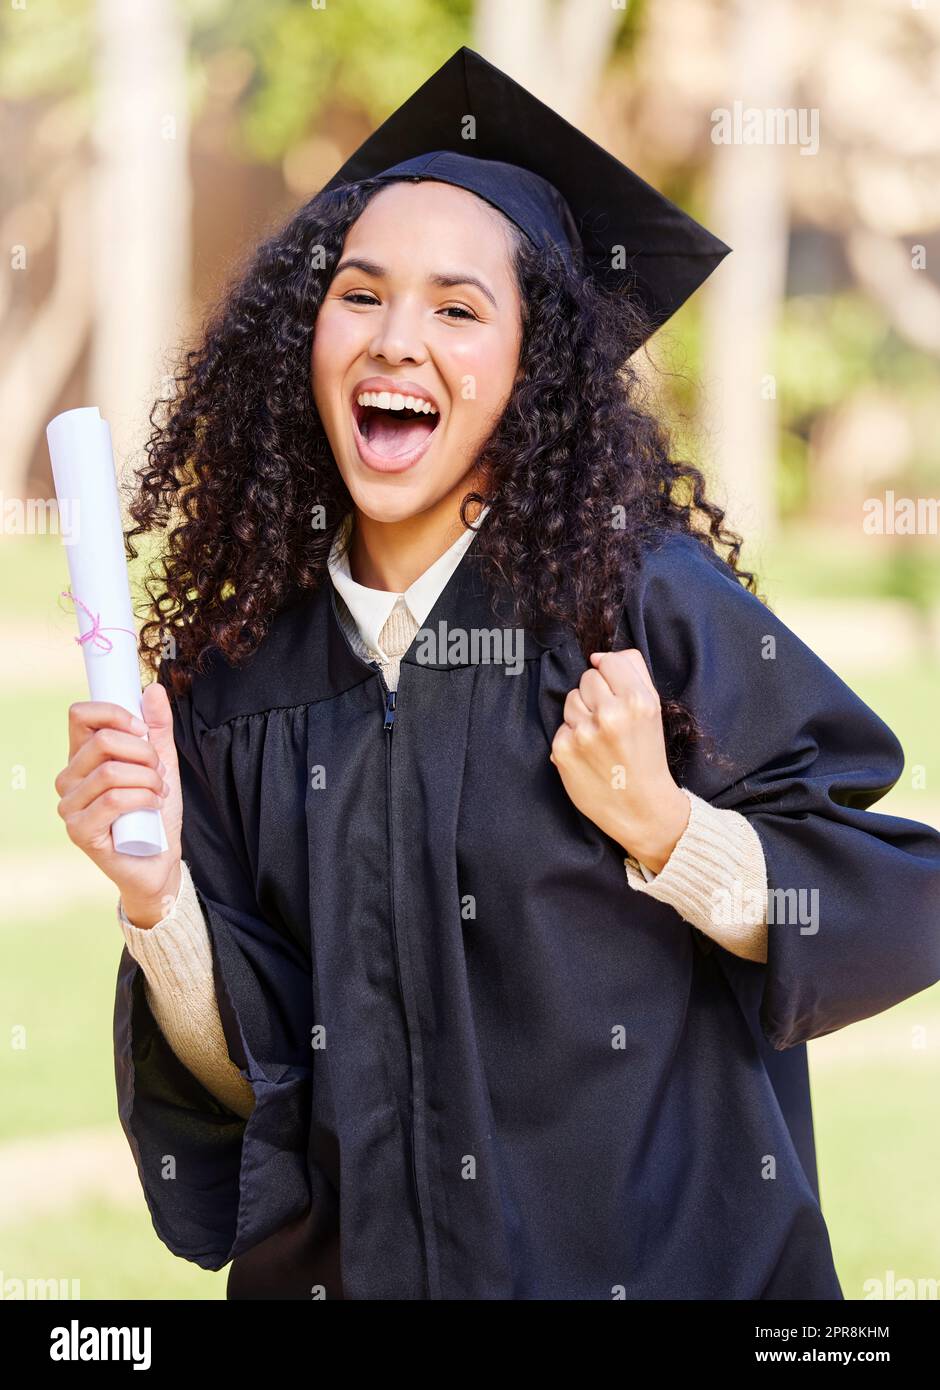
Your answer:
[333,257,498,309]
[429,271,498,309]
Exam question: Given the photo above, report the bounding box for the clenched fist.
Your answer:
[550,648,690,873]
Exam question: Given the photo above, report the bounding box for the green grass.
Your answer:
[0,1197,229,1299]
[814,1063,940,1297]
[0,902,126,1139]
[0,688,89,852]
[810,988,940,1297]
[851,665,940,801]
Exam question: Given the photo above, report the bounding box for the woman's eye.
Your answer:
[339,293,475,320]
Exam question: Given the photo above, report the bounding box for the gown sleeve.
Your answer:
[112,663,314,1271]
[117,859,256,1120]
[624,531,940,1051]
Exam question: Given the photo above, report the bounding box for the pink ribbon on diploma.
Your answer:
[60,590,137,654]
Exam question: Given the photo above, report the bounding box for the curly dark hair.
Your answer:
[124,175,763,779]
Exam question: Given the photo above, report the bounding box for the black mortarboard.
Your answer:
[321,46,730,344]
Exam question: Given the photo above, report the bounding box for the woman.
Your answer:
[55,50,940,1300]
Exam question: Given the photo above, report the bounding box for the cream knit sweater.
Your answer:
[118,592,769,1120]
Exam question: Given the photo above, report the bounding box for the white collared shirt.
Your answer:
[327,504,491,661]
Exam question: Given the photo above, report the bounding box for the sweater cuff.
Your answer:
[116,861,255,1119]
[117,860,211,987]
[624,788,768,961]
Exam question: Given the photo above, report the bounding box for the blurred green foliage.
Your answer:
[774,294,940,526]
[188,0,474,161]
[761,524,940,606]
[1,0,476,161]
[0,0,93,98]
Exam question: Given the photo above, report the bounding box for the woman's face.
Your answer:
[311,180,523,525]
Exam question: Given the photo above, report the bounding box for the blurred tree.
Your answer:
[473,0,621,118]
[0,0,96,497]
[90,0,192,478]
[186,0,472,166]
[0,0,190,492]
[4,0,939,557]
[701,0,793,543]
[0,0,476,497]
[618,0,940,546]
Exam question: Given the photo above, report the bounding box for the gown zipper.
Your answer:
[370,659,431,1298]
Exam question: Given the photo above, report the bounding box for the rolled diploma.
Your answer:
[46,406,168,857]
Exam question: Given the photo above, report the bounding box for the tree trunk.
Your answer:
[473,0,621,119]
[701,0,793,546]
[91,0,191,493]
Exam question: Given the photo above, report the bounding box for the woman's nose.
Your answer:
[369,305,427,365]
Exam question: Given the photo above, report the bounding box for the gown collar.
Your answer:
[190,508,573,727]
[327,505,491,659]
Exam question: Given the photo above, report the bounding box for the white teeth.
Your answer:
[355,390,438,415]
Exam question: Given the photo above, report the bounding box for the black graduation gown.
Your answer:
[113,529,940,1300]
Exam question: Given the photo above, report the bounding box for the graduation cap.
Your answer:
[321,46,730,345]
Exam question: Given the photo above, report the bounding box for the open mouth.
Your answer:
[352,397,440,461]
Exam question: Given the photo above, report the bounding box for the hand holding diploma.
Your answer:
[55,688,183,927]
[48,406,182,926]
